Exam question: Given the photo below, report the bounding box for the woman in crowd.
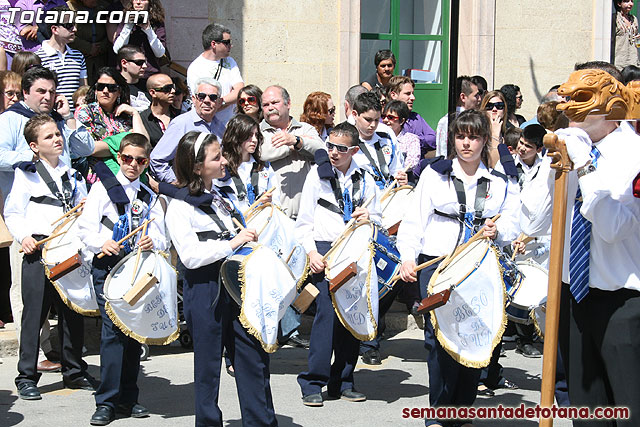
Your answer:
[500,83,525,126]
[10,51,40,76]
[236,84,263,123]
[614,0,640,68]
[300,91,334,140]
[381,100,420,170]
[480,90,509,167]
[361,49,395,90]
[172,76,191,113]
[110,0,167,78]
[0,70,20,113]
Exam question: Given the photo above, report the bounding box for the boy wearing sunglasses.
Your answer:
[295,121,381,407]
[77,133,167,425]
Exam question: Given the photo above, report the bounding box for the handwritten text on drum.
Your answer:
[450,290,490,349]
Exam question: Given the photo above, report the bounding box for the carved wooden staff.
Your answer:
[539,134,571,427]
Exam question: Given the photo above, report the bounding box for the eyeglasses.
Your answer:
[153,83,175,93]
[485,102,505,111]
[215,39,232,46]
[238,95,257,106]
[328,107,336,115]
[95,82,120,92]
[3,90,18,98]
[195,92,219,102]
[55,22,76,31]
[120,153,149,166]
[126,59,146,67]
[381,114,400,122]
[326,141,355,153]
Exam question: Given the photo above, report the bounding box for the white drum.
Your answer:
[506,260,548,324]
[104,250,178,345]
[245,203,309,287]
[380,185,415,235]
[42,215,99,316]
[429,238,506,368]
[325,221,379,341]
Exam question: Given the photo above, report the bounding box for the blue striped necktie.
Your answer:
[568,147,600,303]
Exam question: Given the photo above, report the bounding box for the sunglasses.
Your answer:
[95,82,120,92]
[153,83,175,93]
[381,114,400,122]
[485,102,505,111]
[215,39,232,46]
[127,59,146,67]
[328,107,336,115]
[120,153,149,166]
[326,141,355,153]
[238,95,257,106]
[195,92,219,102]
[55,22,76,31]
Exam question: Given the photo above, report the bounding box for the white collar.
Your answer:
[451,158,493,182]
[41,40,68,56]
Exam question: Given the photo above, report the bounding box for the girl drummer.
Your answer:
[163,131,278,426]
[397,109,520,427]
[216,114,279,212]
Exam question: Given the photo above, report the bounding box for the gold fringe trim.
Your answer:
[236,244,280,353]
[105,301,179,345]
[531,307,545,339]
[431,244,507,369]
[295,253,310,291]
[330,240,378,342]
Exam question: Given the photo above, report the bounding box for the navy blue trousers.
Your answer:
[419,254,480,427]
[297,241,361,397]
[92,254,141,409]
[183,261,276,427]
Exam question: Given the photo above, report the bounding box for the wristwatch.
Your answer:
[294,136,303,150]
[577,162,596,178]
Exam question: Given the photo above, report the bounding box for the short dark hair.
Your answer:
[24,114,55,144]
[117,45,145,66]
[45,6,74,35]
[471,75,488,93]
[504,127,523,151]
[353,91,382,114]
[22,66,57,94]
[456,75,475,98]
[523,124,546,149]
[382,100,410,123]
[447,109,491,167]
[374,49,396,67]
[574,61,623,83]
[329,121,359,146]
[621,65,640,84]
[174,131,220,195]
[120,133,152,156]
[201,23,230,51]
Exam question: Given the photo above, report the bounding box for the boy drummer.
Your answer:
[4,114,92,400]
[295,121,381,407]
[77,133,167,426]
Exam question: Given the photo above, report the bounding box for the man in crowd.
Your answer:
[435,76,481,157]
[140,73,179,148]
[118,45,151,112]
[150,77,226,183]
[187,23,244,126]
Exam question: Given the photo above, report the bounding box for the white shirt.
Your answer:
[295,161,381,254]
[397,159,521,262]
[187,54,243,125]
[77,171,168,254]
[520,122,640,291]
[515,154,543,187]
[352,131,404,186]
[214,158,280,213]
[4,159,87,243]
[165,189,238,270]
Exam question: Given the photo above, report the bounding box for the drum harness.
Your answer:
[316,159,365,224]
[17,160,80,214]
[229,162,262,205]
[357,133,395,189]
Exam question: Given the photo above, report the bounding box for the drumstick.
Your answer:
[322,194,376,261]
[130,221,149,284]
[50,201,85,225]
[232,217,245,230]
[381,165,412,200]
[285,247,297,264]
[388,254,447,285]
[18,232,65,253]
[97,218,155,259]
[242,187,275,217]
[511,233,536,260]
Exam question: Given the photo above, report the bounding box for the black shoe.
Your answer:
[328,388,366,402]
[477,384,495,397]
[302,393,323,407]
[63,375,95,390]
[17,382,41,400]
[361,349,382,365]
[116,403,150,418]
[500,379,520,390]
[516,342,542,358]
[90,405,115,426]
[285,335,310,349]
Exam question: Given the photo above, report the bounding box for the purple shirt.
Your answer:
[14,0,67,52]
[403,111,436,156]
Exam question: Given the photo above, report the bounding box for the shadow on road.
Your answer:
[0,389,24,426]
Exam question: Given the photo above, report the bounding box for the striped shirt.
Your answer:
[35,41,87,109]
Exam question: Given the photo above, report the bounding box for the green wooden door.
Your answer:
[360,0,450,129]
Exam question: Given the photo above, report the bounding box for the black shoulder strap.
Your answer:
[34,160,74,212]
[230,175,247,201]
[357,141,390,183]
[94,161,128,215]
[497,143,519,179]
[214,58,225,80]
